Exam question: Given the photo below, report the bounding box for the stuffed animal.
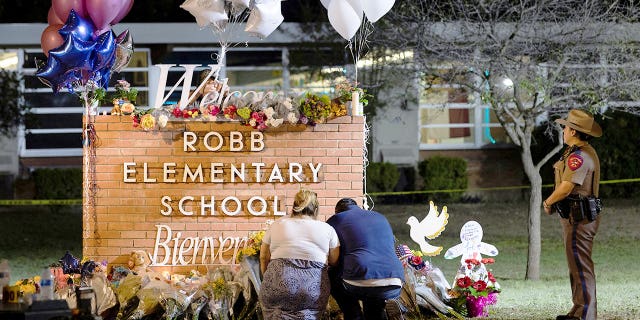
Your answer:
[127,250,150,275]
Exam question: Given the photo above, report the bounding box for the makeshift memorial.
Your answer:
[445,221,500,318]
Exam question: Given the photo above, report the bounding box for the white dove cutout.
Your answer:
[407,201,449,256]
[444,220,498,264]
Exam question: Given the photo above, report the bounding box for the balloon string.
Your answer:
[82,93,101,255]
[347,18,374,86]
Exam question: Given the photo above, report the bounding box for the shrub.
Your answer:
[31,168,82,213]
[366,162,400,193]
[418,156,468,202]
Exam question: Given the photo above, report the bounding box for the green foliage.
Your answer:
[590,112,640,198]
[366,162,400,193]
[31,168,82,213]
[0,69,31,137]
[417,156,468,202]
[299,92,332,122]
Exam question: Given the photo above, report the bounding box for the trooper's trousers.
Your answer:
[560,215,600,320]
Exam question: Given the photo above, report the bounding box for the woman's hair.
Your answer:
[575,130,593,142]
[292,189,318,217]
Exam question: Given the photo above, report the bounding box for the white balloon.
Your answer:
[230,0,252,9]
[362,0,395,22]
[345,0,363,21]
[180,0,228,28]
[245,0,285,38]
[328,0,361,40]
[320,0,331,9]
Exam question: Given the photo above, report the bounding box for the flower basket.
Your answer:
[466,292,498,317]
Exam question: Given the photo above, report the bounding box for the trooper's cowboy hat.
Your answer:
[555,109,602,137]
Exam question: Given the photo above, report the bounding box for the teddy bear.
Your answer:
[127,250,150,275]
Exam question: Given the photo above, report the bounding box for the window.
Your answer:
[419,70,508,150]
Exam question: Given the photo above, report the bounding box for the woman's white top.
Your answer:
[263,217,339,264]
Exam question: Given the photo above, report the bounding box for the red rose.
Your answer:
[172,107,182,117]
[409,255,423,266]
[456,276,472,288]
[472,280,487,292]
[488,272,496,283]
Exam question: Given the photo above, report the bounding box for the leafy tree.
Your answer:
[0,69,30,137]
[369,0,640,280]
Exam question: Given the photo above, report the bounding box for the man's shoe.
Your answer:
[556,315,580,320]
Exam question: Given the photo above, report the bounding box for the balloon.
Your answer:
[180,0,228,28]
[59,9,95,42]
[52,0,87,22]
[328,0,361,40]
[36,55,67,92]
[245,0,284,38]
[86,0,124,34]
[362,0,395,22]
[41,24,65,56]
[345,0,363,21]
[93,31,116,71]
[49,34,96,71]
[110,0,134,25]
[230,0,251,9]
[47,6,64,25]
[320,0,331,9]
[59,251,81,274]
[112,29,133,73]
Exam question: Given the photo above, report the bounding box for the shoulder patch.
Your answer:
[567,153,584,171]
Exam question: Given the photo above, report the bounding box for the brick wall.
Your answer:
[85,115,365,274]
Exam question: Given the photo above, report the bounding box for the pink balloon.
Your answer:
[40,24,64,57]
[86,0,125,32]
[110,0,134,25]
[52,0,87,22]
[47,7,64,25]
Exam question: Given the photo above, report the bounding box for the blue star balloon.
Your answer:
[59,251,81,274]
[49,34,96,72]
[93,30,116,71]
[36,54,68,93]
[58,9,95,42]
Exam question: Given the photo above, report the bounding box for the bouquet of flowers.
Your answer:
[110,80,138,115]
[237,230,265,262]
[448,258,500,318]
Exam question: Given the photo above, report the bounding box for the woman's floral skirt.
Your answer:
[259,258,330,320]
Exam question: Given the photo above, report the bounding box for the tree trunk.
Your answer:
[521,148,543,280]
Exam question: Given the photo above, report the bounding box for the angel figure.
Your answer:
[406,201,449,256]
[444,221,498,277]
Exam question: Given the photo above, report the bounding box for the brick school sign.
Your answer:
[84,116,364,274]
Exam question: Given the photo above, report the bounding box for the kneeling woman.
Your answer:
[259,189,340,319]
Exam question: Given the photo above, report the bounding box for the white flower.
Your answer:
[264,107,276,119]
[158,114,168,128]
[268,118,284,127]
[287,112,299,123]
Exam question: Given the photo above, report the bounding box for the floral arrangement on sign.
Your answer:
[110,79,370,132]
[448,258,500,318]
[109,80,138,116]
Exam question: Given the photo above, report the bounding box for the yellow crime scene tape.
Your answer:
[0,178,638,205]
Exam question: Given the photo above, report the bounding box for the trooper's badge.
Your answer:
[567,153,583,171]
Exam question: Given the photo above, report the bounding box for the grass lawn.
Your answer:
[1,198,639,319]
